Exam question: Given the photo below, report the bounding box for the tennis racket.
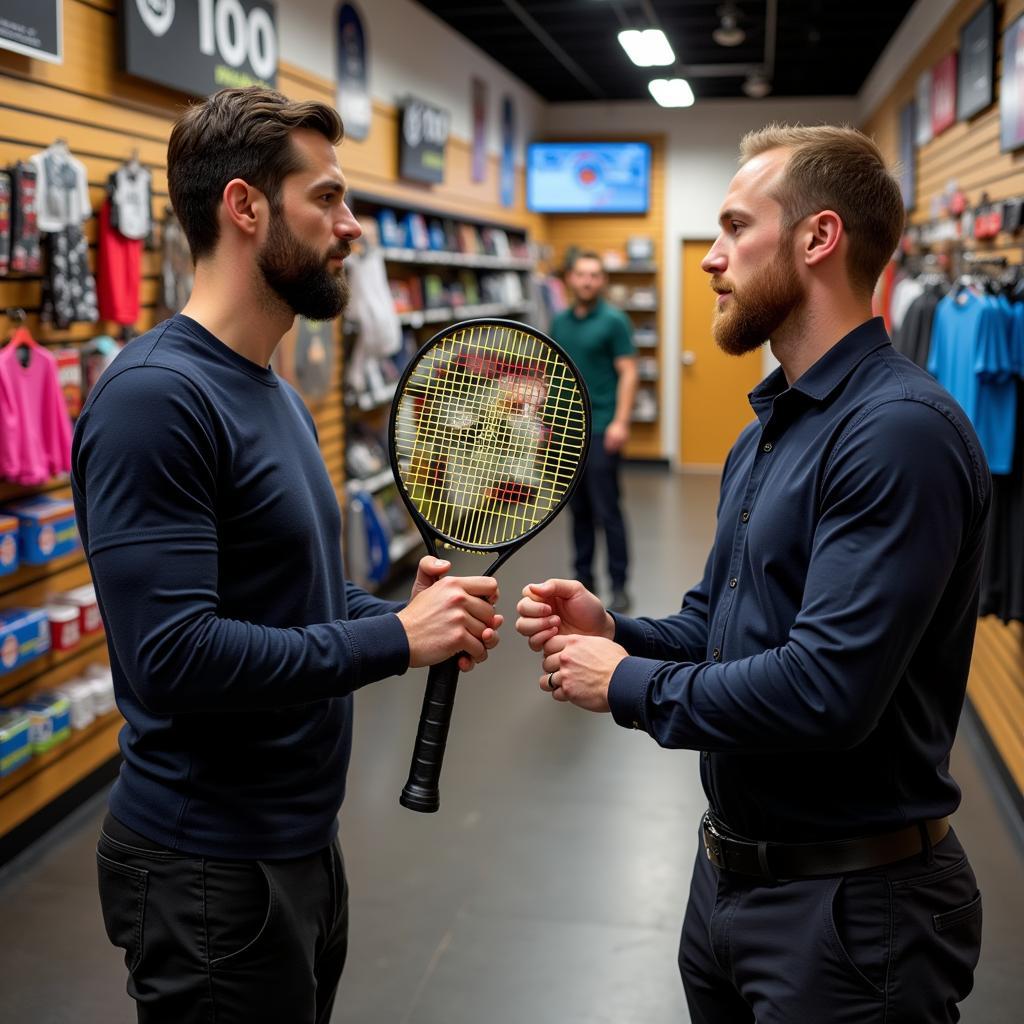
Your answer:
[388,318,591,812]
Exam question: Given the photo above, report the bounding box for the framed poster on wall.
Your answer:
[1001,14,1024,151]
[931,52,957,137]
[336,3,370,142]
[899,101,916,212]
[958,1,995,120]
[0,0,61,63]
[471,77,487,183]
[915,70,933,147]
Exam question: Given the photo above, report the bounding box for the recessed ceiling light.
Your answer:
[713,5,746,47]
[742,72,772,98]
[619,29,675,67]
[648,78,695,108]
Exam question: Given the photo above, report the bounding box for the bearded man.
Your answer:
[72,88,503,1024]
[516,125,988,1022]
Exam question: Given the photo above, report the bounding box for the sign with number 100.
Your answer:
[123,0,279,96]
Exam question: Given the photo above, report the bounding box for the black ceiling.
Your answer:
[412,1,918,102]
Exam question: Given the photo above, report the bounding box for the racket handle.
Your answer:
[400,655,461,813]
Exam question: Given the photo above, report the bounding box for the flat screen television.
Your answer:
[526,142,651,214]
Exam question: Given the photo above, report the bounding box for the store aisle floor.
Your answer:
[0,468,1021,1023]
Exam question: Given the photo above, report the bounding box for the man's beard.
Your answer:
[711,239,804,356]
[257,212,350,321]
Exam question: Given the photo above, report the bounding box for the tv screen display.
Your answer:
[527,142,651,214]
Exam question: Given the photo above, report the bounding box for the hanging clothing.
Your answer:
[8,162,41,274]
[0,171,11,276]
[892,285,942,369]
[108,164,152,241]
[160,210,193,316]
[927,290,1019,475]
[0,339,73,485]
[40,225,99,329]
[30,145,91,233]
[97,199,142,325]
[889,276,924,332]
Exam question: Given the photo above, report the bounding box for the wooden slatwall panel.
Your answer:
[0,1,542,839]
[540,135,666,460]
[861,0,1024,798]
[0,1,351,837]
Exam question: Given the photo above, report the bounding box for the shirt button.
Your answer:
[762,442,773,453]
[702,751,709,761]
[632,720,641,730]
[741,511,750,522]
[729,578,737,588]
[712,648,721,661]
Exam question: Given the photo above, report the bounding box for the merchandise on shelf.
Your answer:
[54,348,83,419]
[53,584,102,637]
[23,693,71,754]
[3,497,79,564]
[83,664,116,715]
[0,514,18,576]
[45,603,81,652]
[55,679,96,730]
[0,607,50,675]
[0,710,31,776]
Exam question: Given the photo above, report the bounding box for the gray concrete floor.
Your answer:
[0,468,1021,1023]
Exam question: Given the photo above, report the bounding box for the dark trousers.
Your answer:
[569,435,629,589]
[679,822,982,1023]
[96,820,348,1024]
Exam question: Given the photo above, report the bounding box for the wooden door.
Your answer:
[679,240,764,469]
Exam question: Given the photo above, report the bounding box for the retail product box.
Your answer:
[83,665,116,715]
[0,514,19,576]
[46,603,81,653]
[0,607,50,675]
[54,348,83,418]
[23,694,71,753]
[54,584,102,636]
[3,497,79,564]
[54,679,96,730]
[0,710,32,776]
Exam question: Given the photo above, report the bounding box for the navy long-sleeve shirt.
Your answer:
[608,318,991,841]
[72,315,410,858]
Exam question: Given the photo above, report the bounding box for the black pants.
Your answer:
[680,822,983,1023]
[96,817,348,1024]
[569,436,629,589]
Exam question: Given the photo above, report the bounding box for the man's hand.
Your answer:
[515,578,614,652]
[399,557,501,672]
[539,634,628,712]
[604,420,629,453]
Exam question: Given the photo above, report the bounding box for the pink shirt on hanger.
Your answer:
[0,341,72,485]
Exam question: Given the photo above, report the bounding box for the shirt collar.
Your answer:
[571,298,606,321]
[749,317,891,422]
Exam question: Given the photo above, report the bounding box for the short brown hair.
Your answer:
[568,250,605,273]
[739,124,904,295]
[167,87,344,260]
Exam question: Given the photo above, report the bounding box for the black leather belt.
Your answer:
[701,811,950,879]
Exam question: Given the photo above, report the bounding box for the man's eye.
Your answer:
[731,222,743,233]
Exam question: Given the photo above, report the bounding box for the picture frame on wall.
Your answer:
[1001,13,1024,151]
[899,100,916,211]
[931,52,958,137]
[958,1,995,121]
[915,69,933,147]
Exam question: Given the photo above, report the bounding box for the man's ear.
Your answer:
[803,210,843,268]
[221,178,265,239]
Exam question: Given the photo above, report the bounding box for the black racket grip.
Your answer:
[400,654,462,813]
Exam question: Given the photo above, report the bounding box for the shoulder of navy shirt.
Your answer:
[607,317,992,841]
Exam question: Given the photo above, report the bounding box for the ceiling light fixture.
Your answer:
[648,78,695,108]
[618,29,675,67]
[742,72,772,98]
[712,5,746,48]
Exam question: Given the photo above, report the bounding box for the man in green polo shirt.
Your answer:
[551,251,638,612]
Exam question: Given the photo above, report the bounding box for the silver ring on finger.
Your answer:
[548,672,559,691]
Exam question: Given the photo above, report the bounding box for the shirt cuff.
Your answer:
[608,657,659,732]
[609,611,650,655]
[341,613,410,687]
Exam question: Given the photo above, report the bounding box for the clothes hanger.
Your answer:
[5,309,38,367]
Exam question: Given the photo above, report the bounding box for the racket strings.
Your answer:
[394,324,587,548]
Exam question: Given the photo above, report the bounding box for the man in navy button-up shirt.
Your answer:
[518,125,989,1022]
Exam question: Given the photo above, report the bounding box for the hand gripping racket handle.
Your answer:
[399,654,461,813]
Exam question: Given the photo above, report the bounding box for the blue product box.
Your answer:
[3,497,79,564]
[0,710,32,776]
[24,694,72,753]
[0,608,51,676]
[0,514,18,576]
